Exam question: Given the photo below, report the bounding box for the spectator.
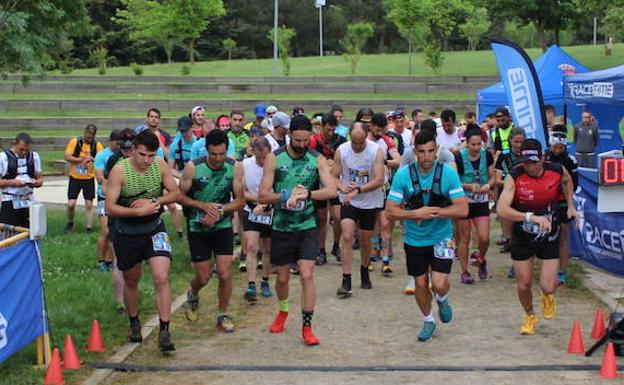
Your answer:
[574,111,599,168]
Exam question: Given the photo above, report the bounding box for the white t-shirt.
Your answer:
[0,151,42,202]
[265,133,290,152]
[436,126,462,150]
[338,141,385,209]
[391,127,413,149]
[242,156,264,212]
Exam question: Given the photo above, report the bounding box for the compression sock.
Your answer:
[159,319,169,331]
[278,299,289,313]
[302,310,314,327]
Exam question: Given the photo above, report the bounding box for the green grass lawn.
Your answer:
[0,209,206,385]
[59,44,624,77]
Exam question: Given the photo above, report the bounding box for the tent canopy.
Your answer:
[563,64,624,105]
[477,44,591,121]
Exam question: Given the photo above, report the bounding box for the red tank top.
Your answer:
[510,162,563,214]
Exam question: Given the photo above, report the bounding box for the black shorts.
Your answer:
[68,177,95,200]
[557,204,571,224]
[112,222,172,271]
[0,201,29,227]
[242,210,271,238]
[510,235,559,261]
[404,243,453,277]
[313,197,341,209]
[108,217,117,242]
[188,228,234,262]
[467,203,490,219]
[340,205,379,231]
[270,228,319,266]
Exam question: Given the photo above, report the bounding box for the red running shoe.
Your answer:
[269,311,288,333]
[302,326,319,346]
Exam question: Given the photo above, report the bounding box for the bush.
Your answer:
[131,62,143,76]
[424,43,444,74]
[90,46,108,75]
[181,65,191,75]
[58,60,73,74]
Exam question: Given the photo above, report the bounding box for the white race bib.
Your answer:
[434,239,456,260]
[249,209,273,225]
[348,168,369,186]
[152,232,172,253]
[12,195,32,210]
[75,164,89,175]
[465,190,489,203]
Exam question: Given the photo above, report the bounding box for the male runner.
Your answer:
[179,130,245,331]
[266,111,290,152]
[106,130,180,351]
[258,114,337,346]
[386,130,468,341]
[228,109,250,161]
[497,139,578,335]
[544,125,578,285]
[491,107,514,154]
[333,123,385,296]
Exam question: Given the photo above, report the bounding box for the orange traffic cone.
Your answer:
[567,320,585,354]
[86,320,105,353]
[62,335,81,370]
[599,342,619,379]
[591,309,606,340]
[44,347,63,385]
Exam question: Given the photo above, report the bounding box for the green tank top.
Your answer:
[272,148,320,232]
[188,157,236,232]
[227,130,249,159]
[118,157,163,224]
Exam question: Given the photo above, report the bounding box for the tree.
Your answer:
[267,26,296,76]
[114,0,184,63]
[0,0,90,80]
[602,3,624,42]
[172,0,225,63]
[459,7,491,50]
[340,22,374,75]
[222,38,236,60]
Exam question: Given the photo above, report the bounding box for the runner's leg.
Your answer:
[513,258,535,314]
[216,255,234,313]
[85,199,94,230]
[148,256,172,322]
[122,264,144,318]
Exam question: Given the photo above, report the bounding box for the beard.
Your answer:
[291,144,307,155]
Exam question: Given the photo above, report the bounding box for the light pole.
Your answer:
[316,0,325,57]
[273,0,279,76]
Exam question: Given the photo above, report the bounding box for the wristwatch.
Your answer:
[525,212,533,222]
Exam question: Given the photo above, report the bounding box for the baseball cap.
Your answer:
[520,138,543,162]
[254,104,267,118]
[272,111,291,129]
[549,131,568,145]
[177,116,193,132]
[191,106,205,116]
[266,105,278,114]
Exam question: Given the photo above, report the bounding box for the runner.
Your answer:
[497,138,579,335]
[389,110,412,152]
[454,126,495,284]
[309,113,346,265]
[266,111,290,152]
[228,109,251,161]
[330,105,349,138]
[333,123,385,296]
[179,129,245,331]
[0,133,43,228]
[494,127,526,278]
[544,125,578,285]
[94,130,121,272]
[385,130,468,341]
[168,116,197,178]
[436,110,462,153]
[242,137,274,302]
[491,107,514,154]
[258,114,337,346]
[190,106,208,138]
[105,130,180,351]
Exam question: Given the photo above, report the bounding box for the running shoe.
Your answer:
[63,223,74,234]
[496,237,508,246]
[158,329,176,352]
[97,261,108,272]
[519,314,537,335]
[302,326,320,346]
[86,227,93,233]
[557,270,568,285]
[336,276,352,298]
[260,281,273,297]
[128,319,142,343]
[403,276,415,295]
[238,260,247,272]
[368,263,375,272]
[269,311,288,333]
[315,250,327,266]
[507,266,516,279]
[417,321,436,342]
[469,250,480,266]
[478,260,488,280]
[115,303,126,316]
[360,265,372,289]
[185,291,199,322]
[331,243,341,262]
[540,292,556,320]
[381,263,393,275]
[217,315,235,333]
[244,285,258,303]
[460,271,475,284]
[437,298,453,323]
[370,253,381,262]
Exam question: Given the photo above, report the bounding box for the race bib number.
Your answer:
[521,214,553,236]
[281,199,306,212]
[97,200,106,216]
[75,164,89,175]
[434,239,456,260]
[465,190,489,203]
[152,232,172,253]
[249,209,273,225]
[348,168,369,186]
[12,195,32,209]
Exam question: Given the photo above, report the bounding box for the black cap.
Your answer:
[290,114,312,131]
[177,116,192,132]
[520,138,543,162]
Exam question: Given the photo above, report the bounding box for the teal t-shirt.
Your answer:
[335,124,349,139]
[169,135,197,169]
[190,138,236,159]
[387,161,465,246]
[94,147,115,199]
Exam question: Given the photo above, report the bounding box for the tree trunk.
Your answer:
[228,50,232,61]
[378,25,386,53]
[188,38,195,64]
[537,22,547,52]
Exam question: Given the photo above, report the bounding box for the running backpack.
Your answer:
[72,138,99,158]
[3,150,35,180]
[406,161,450,210]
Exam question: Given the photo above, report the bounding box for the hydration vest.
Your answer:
[458,148,488,185]
[406,161,450,210]
[72,138,99,158]
[3,150,35,180]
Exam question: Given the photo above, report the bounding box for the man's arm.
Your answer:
[224,162,245,214]
[561,167,578,216]
[386,148,401,170]
[496,175,525,222]
[64,139,83,164]
[332,148,347,191]
[158,157,180,205]
[258,152,280,204]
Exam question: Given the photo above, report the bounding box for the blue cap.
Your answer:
[254,104,266,118]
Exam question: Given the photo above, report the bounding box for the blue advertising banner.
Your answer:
[571,169,624,275]
[491,39,549,148]
[0,240,46,364]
